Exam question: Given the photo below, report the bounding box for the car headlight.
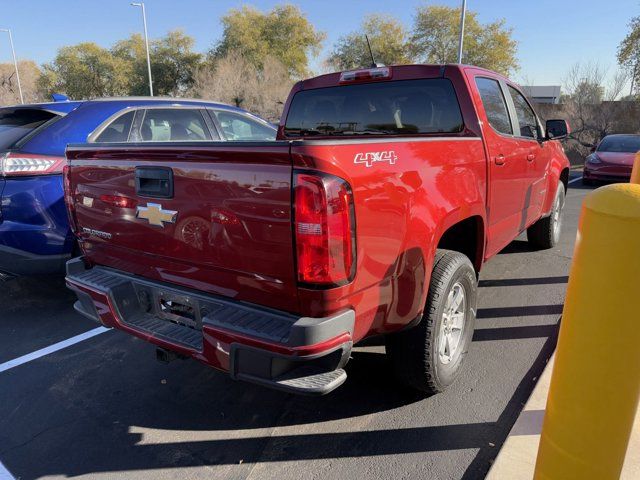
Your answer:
[586,154,602,165]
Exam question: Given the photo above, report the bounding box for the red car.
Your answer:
[583,134,640,185]
[64,64,570,395]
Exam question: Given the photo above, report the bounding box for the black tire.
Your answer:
[582,177,596,187]
[386,249,477,395]
[527,183,565,250]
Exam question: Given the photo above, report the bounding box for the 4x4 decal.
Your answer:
[354,151,398,168]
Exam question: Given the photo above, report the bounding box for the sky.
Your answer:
[0,0,637,89]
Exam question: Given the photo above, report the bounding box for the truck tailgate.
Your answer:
[65,142,298,312]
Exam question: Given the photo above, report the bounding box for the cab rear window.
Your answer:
[0,108,58,150]
[284,79,464,137]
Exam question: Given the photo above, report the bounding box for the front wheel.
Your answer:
[527,183,565,249]
[386,250,477,395]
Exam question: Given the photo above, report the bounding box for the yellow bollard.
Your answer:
[631,152,640,185]
[534,184,640,480]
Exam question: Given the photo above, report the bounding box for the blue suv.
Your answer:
[0,97,276,276]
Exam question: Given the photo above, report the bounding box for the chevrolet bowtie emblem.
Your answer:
[136,203,178,227]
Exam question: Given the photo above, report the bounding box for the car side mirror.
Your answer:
[590,145,597,153]
[545,119,569,140]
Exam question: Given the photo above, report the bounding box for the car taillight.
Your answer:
[339,66,392,83]
[211,207,241,226]
[294,172,356,286]
[0,152,66,176]
[99,194,138,209]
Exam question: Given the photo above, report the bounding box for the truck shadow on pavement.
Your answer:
[1,329,560,480]
[497,240,536,254]
[0,273,563,480]
[1,336,558,480]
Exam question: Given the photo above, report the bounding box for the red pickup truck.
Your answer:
[64,64,570,395]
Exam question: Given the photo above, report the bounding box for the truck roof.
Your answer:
[297,64,513,91]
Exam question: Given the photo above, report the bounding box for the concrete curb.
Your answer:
[487,354,640,479]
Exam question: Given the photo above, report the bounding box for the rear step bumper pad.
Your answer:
[65,257,354,395]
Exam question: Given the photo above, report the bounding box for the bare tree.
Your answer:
[562,63,632,155]
[190,51,293,122]
[257,56,295,121]
[191,51,256,108]
[0,60,45,105]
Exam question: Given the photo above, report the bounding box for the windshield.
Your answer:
[284,78,464,137]
[0,108,59,150]
[597,135,640,153]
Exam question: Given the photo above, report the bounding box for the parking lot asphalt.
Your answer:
[0,177,591,480]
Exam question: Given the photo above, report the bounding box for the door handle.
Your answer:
[494,154,505,166]
[527,153,536,162]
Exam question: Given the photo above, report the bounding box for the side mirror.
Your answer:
[590,145,597,153]
[545,119,570,140]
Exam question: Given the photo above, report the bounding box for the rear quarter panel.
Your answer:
[0,175,72,255]
[292,137,487,341]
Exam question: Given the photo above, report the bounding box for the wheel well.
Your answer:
[436,216,484,272]
[560,168,569,192]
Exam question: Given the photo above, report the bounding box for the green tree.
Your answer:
[328,14,412,70]
[411,5,518,75]
[212,4,325,77]
[618,15,640,96]
[152,30,202,95]
[113,30,202,96]
[38,43,131,99]
[111,34,148,94]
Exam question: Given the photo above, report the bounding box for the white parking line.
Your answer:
[568,176,583,185]
[0,461,15,480]
[0,326,109,374]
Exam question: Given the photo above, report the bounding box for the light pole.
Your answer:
[457,0,467,64]
[0,29,23,104]
[131,2,153,96]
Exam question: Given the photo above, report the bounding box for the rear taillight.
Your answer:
[0,152,66,176]
[294,172,356,286]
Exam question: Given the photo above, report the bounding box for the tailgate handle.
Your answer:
[135,167,174,198]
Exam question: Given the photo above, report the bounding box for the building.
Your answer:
[521,85,562,104]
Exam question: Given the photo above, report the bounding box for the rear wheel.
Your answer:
[386,250,477,394]
[527,183,565,249]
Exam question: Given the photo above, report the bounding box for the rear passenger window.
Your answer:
[475,78,512,135]
[94,110,135,142]
[213,111,276,141]
[508,86,539,139]
[139,109,212,142]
